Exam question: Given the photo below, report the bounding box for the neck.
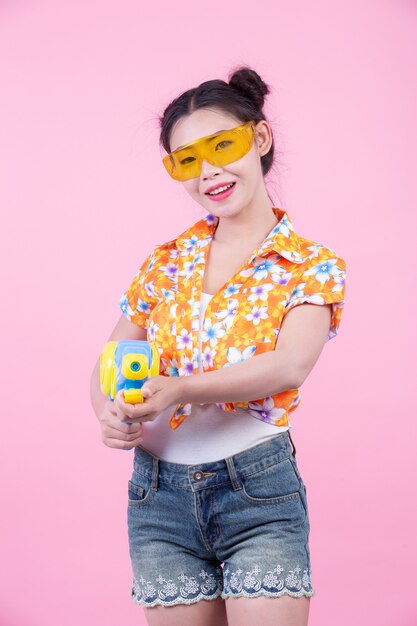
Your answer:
[213,197,278,247]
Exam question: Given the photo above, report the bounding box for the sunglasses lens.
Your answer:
[162,149,200,181]
[163,122,255,182]
[208,126,253,168]
[175,147,200,180]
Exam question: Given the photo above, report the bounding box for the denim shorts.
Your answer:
[127,430,315,608]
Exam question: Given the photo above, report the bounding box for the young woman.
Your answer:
[90,66,346,626]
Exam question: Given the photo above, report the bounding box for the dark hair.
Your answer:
[158,65,276,178]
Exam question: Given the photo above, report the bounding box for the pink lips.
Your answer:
[205,182,236,202]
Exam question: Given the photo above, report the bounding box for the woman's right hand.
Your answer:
[98,399,144,450]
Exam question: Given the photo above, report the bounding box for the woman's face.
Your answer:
[168,108,273,219]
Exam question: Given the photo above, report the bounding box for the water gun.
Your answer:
[100,340,160,449]
[100,339,160,403]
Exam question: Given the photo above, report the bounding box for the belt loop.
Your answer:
[225,456,243,491]
[151,456,159,491]
[288,430,296,457]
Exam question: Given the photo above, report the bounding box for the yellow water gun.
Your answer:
[100,339,160,404]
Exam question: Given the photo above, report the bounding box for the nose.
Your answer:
[200,158,222,179]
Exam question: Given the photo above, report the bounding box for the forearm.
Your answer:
[90,358,108,420]
[177,349,300,405]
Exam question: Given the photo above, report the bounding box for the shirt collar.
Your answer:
[175,206,308,264]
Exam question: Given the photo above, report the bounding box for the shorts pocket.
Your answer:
[127,472,155,506]
[238,455,301,505]
[288,456,307,492]
[288,456,310,522]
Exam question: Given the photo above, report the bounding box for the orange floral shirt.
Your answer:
[119,207,347,431]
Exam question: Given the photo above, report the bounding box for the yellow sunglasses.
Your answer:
[162,120,256,181]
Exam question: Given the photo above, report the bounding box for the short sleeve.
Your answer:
[284,247,347,342]
[119,247,160,329]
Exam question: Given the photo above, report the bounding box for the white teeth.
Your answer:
[207,183,234,195]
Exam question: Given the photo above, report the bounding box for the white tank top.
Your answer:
[139,292,290,463]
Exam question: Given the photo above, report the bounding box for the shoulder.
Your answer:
[294,235,347,310]
[140,216,203,277]
[152,214,209,258]
[141,236,183,291]
[147,237,179,266]
[291,235,347,296]
[297,234,347,273]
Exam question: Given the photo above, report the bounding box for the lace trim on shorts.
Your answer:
[222,563,315,599]
[131,563,315,607]
[131,569,223,607]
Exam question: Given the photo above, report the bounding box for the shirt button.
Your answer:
[193,471,204,481]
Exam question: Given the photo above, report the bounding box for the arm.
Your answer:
[89,314,147,420]
[176,303,332,405]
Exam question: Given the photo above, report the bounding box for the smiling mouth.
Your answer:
[205,182,236,196]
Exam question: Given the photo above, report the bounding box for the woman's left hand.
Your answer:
[114,376,183,424]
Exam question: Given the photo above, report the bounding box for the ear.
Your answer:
[255,120,272,157]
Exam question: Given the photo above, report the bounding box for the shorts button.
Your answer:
[193,471,204,481]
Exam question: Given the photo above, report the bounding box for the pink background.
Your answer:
[1,1,416,625]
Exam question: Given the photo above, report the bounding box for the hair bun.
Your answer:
[228,66,270,110]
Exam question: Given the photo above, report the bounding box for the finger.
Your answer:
[104,421,143,441]
[114,399,135,422]
[106,400,118,417]
[119,415,154,425]
[142,387,152,399]
[120,400,155,423]
[114,390,135,418]
[114,390,153,422]
[109,415,143,435]
[103,435,143,450]
[121,408,156,424]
